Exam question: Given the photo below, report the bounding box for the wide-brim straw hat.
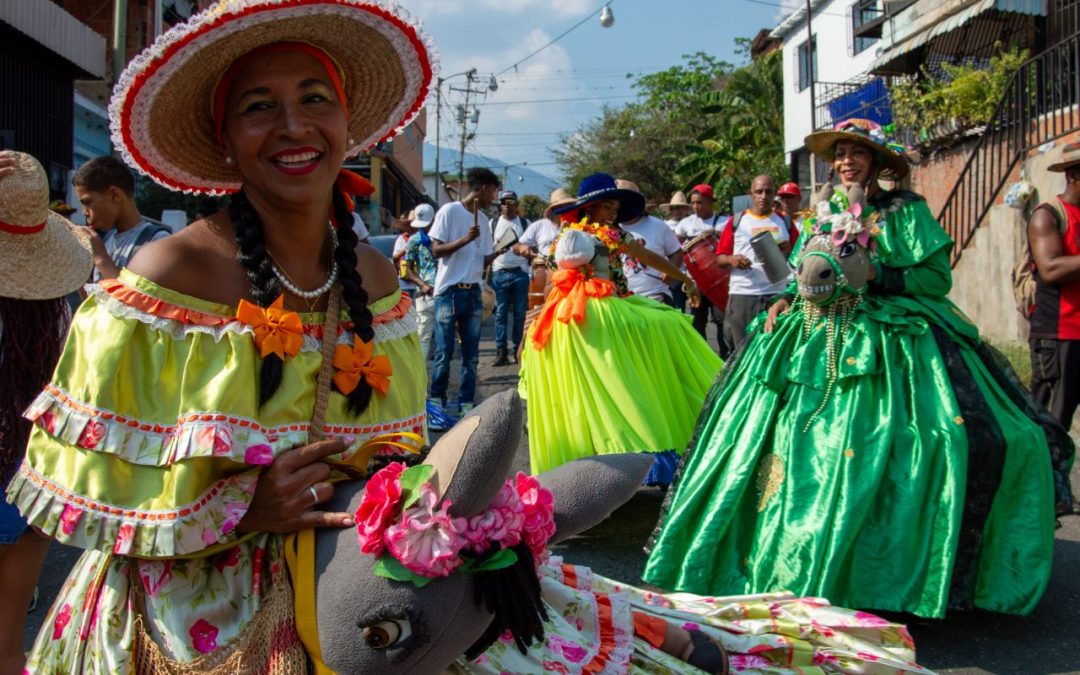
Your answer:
[661,190,690,209]
[109,0,438,195]
[805,118,909,181]
[1048,141,1080,172]
[553,173,646,223]
[543,187,577,219]
[0,152,93,300]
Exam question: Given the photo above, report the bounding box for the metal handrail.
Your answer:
[936,33,1080,267]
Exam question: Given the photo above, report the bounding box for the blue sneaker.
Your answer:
[459,402,475,414]
[426,399,458,432]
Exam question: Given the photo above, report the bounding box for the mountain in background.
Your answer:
[423,143,560,198]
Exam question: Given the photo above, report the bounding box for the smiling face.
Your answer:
[585,199,620,226]
[220,50,348,206]
[833,140,877,191]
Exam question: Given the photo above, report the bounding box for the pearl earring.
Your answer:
[224,156,234,165]
[348,138,356,146]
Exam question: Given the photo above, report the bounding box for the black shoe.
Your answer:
[493,347,510,367]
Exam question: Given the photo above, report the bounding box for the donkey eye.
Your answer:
[838,242,857,258]
[362,619,412,650]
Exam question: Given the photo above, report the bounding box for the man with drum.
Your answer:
[715,175,794,354]
[675,184,729,356]
[512,188,575,311]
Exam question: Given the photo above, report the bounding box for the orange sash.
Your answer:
[530,268,616,350]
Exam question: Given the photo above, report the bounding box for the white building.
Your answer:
[771,0,892,191]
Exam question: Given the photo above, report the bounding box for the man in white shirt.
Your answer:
[490,190,530,366]
[716,175,794,353]
[428,167,499,412]
[661,191,691,231]
[615,180,683,305]
[674,184,728,355]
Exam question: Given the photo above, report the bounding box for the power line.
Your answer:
[735,0,846,18]
[496,1,616,77]
[477,94,637,107]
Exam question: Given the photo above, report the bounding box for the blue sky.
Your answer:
[396,0,798,182]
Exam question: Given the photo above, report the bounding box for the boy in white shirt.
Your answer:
[490,191,530,365]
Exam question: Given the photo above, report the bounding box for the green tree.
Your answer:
[554,46,785,213]
[518,194,546,221]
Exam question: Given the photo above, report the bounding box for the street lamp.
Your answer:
[599,4,614,28]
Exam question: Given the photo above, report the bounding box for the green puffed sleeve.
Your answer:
[6,271,427,559]
[870,193,954,298]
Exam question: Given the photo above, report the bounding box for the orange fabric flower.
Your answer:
[530,268,616,350]
[333,335,393,396]
[235,295,304,359]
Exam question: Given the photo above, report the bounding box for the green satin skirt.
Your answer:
[644,294,1067,618]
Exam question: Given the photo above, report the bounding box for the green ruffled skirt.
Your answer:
[644,294,1072,618]
[519,294,721,475]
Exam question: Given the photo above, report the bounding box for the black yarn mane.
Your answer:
[463,543,548,660]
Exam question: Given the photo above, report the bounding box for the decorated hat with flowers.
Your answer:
[804,118,909,180]
[109,0,438,195]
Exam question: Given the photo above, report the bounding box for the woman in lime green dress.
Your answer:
[519,173,722,483]
[7,2,434,670]
[644,119,1074,618]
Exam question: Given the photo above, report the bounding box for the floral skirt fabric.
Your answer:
[459,557,932,674]
[24,535,281,674]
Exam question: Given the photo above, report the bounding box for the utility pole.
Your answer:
[806,0,817,190]
[434,77,442,204]
[454,72,481,190]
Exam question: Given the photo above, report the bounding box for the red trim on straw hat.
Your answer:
[0,220,46,235]
[116,1,435,194]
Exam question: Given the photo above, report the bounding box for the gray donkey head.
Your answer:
[313,389,652,674]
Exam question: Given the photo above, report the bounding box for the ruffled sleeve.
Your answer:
[870,194,954,298]
[7,271,426,558]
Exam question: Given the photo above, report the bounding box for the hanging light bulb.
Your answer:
[488,75,499,92]
[599,4,614,28]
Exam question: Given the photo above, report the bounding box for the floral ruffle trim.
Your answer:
[7,460,257,558]
[546,558,636,673]
[26,384,426,468]
[92,281,417,346]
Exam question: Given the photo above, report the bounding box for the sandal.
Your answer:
[685,629,729,675]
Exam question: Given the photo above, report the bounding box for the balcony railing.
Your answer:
[937,33,1080,266]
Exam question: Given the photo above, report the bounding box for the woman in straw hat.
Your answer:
[519,173,722,482]
[0,151,93,674]
[646,118,1073,619]
[7,1,431,670]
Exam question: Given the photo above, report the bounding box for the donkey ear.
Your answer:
[811,182,834,208]
[423,389,523,518]
[538,454,653,544]
[845,183,867,214]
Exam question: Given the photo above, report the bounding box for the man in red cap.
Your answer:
[776,182,803,230]
[675,183,729,356]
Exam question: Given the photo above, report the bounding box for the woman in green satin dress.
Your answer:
[643,118,1074,618]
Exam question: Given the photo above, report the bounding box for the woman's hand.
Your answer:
[685,282,702,309]
[237,438,354,534]
[0,152,16,179]
[763,298,791,334]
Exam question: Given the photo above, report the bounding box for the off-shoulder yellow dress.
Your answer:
[8,271,426,673]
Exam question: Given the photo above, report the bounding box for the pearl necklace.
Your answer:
[269,223,339,301]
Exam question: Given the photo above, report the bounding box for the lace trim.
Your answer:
[109,0,439,194]
[7,461,258,558]
[89,284,418,346]
[26,383,426,467]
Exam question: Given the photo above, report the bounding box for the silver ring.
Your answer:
[308,485,320,506]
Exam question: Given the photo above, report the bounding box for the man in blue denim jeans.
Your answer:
[490,190,530,366]
[428,167,500,413]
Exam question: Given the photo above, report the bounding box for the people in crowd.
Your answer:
[514,187,572,262]
[645,118,1073,620]
[777,181,803,227]
[661,190,691,230]
[351,211,371,244]
[715,174,793,354]
[0,151,93,674]
[675,184,728,354]
[615,179,685,306]
[491,190,530,366]
[8,3,429,669]
[1028,141,1080,430]
[392,210,417,298]
[429,167,499,412]
[73,155,170,281]
[403,203,437,361]
[519,173,719,487]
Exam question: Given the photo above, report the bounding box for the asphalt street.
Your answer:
[24,322,1080,674]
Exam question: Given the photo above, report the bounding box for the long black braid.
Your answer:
[230,187,376,416]
[329,187,376,415]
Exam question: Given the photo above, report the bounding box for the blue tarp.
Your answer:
[826,78,892,127]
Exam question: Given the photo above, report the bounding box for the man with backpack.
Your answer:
[73,156,170,281]
[1026,142,1080,430]
[715,175,796,355]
